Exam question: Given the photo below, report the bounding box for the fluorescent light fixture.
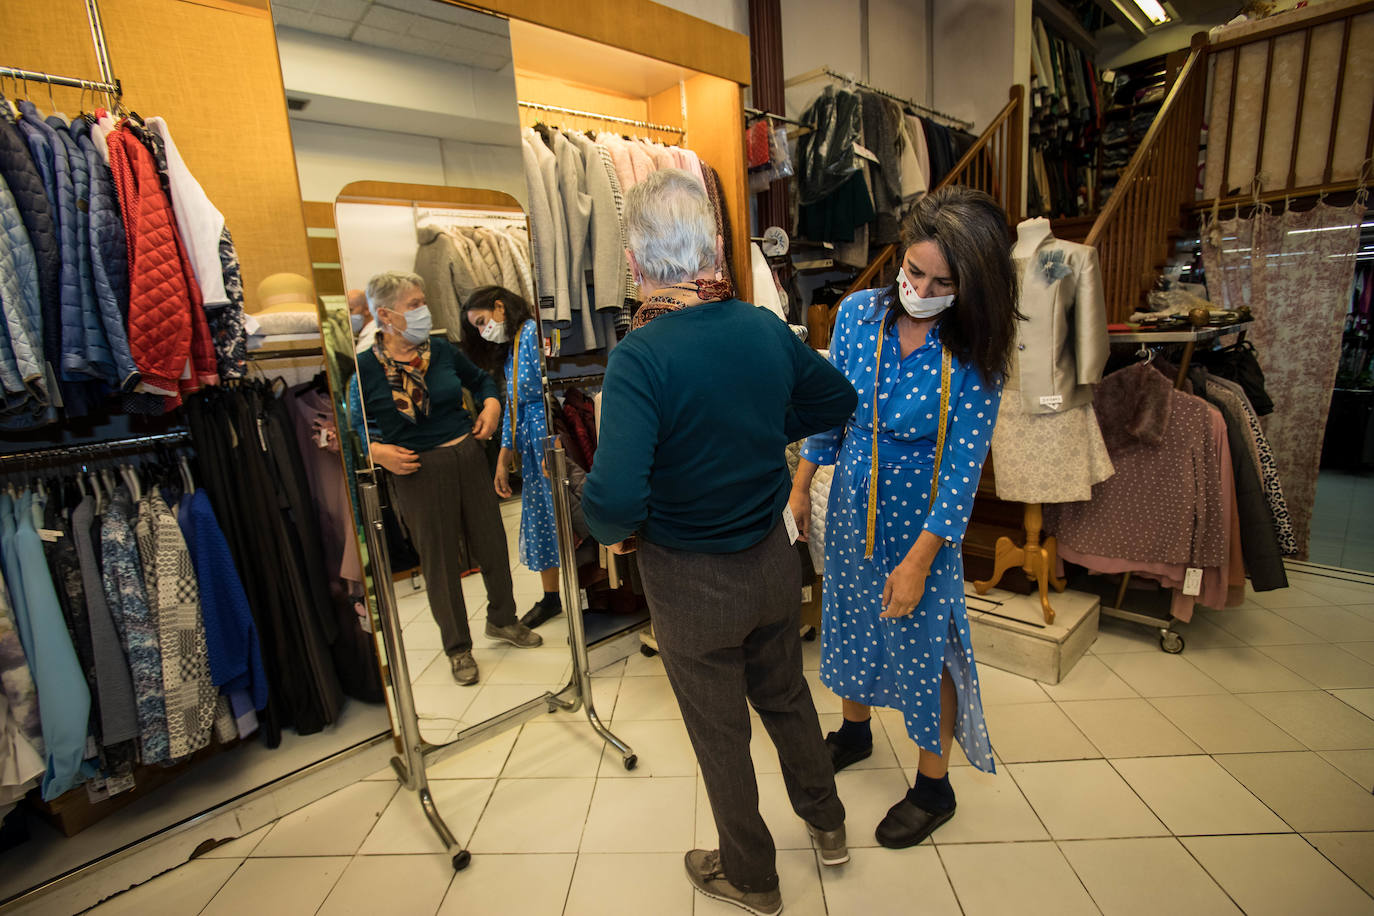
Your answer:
[1129,0,1171,25]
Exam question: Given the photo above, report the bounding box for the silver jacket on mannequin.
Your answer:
[1013,235,1108,414]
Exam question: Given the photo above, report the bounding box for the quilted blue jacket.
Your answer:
[0,112,57,366]
[0,171,44,408]
[72,120,136,390]
[49,118,114,386]
[5,105,59,370]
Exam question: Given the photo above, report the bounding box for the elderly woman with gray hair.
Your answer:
[350,270,542,688]
[583,169,858,916]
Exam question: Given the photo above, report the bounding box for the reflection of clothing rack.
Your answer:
[518,100,685,136]
[248,346,325,361]
[783,65,973,131]
[0,431,190,469]
[548,372,605,389]
[0,0,120,97]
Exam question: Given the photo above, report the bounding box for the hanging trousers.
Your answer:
[389,436,518,656]
[638,520,845,894]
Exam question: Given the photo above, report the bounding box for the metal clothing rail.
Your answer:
[0,431,190,468]
[0,0,121,99]
[518,100,684,135]
[548,372,606,388]
[783,65,973,130]
[744,106,806,128]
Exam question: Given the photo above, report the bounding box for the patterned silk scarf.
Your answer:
[372,337,431,423]
[631,278,735,331]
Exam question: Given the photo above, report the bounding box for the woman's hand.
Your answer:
[472,398,502,440]
[609,537,638,555]
[788,487,811,542]
[880,559,928,619]
[371,443,420,476]
[494,447,515,498]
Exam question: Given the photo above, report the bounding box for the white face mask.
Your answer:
[897,266,955,319]
[479,320,509,344]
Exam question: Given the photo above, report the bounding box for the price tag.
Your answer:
[1183,567,1203,597]
[38,528,64,542]
[1038,395,1064,410]
[783,506,800,544]
[852,143,880,164]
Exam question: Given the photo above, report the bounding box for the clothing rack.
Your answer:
[518,100,685,136]
[548,372,606,389]
[783,65,973,131]
[1093,323,1254,653]
[744,106,806,128]
[0,431,190,469]
[0,0,120,99]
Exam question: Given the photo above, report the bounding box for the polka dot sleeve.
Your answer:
[800,293,864,466]
[920,364,1003,546]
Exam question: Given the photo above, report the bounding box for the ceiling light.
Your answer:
[1128,0,1170,25]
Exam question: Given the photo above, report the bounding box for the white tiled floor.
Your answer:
[86,567,1374,915]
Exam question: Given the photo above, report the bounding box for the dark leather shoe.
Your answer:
[519,599,563,629]
[824,732,873,773]
[450,651,478,686]
[875,796,955,849]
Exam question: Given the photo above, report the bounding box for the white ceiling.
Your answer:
[272,0,512,71]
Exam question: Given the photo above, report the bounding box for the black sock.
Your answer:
[908,772,956,813]
[542,591,562,609]
[830,717,872,748]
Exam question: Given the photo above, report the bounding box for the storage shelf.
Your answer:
[1108,320,1252,344]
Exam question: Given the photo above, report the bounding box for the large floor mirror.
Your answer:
[271,1,632,871]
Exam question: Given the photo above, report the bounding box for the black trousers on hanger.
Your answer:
[637,521,845,894]
[389,436,518,656]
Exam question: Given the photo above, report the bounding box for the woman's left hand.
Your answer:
[880,559,928,619]
[473,398,502,440]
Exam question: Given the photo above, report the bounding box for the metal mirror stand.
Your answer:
[355,442,635,872]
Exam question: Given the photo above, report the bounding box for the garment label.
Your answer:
[38,528,64,542]
[783,506,800,544]
[85,778,110,805]
[1038,395,1064,410]
[1183,567,1203,597]
[852,143,880,164]
[801,585,813,603]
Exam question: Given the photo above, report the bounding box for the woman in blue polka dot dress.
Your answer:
[790,188,1020,849]
[463,287,563,629]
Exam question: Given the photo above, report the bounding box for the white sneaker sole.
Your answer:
[688,883,783,916]
[806,824,850,866]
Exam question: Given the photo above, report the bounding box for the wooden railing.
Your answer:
[811,84,1026,347]
[1084,38,1208,323]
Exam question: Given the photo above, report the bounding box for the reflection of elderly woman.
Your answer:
[350,271,542,687]
[583,169,858,914]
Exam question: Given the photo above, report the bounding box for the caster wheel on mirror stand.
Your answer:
[453,849,471,871]
[640,644,657,658]
[1160,630,1185,654]
[624,754,638,771]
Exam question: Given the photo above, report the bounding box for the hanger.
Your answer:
[1135,343,1154,365]
[179,455,195,495]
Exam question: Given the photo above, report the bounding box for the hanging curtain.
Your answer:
[1202,197,1368,557]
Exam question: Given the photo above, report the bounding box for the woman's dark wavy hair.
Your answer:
[882,187,1021,385]
[459,285,535,374]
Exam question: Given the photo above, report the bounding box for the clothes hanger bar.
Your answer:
[0,431,190,470]
[782,65,973,131]
[547,372,606,388]
[0,66,118,97]
[517,100,684,136]
[744,106,806,128]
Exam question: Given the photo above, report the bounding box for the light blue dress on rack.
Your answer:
[801,289,1001,773]
[504,319,559,572]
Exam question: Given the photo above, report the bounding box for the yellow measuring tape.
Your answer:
[863,319,952,559]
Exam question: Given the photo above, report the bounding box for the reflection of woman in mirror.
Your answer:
[348,271,544,687]
[461,287,563,630]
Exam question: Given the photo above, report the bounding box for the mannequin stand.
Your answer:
[973,502,1065,624]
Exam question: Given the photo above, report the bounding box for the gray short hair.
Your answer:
[365,270,425,318]
[624,169,716,289]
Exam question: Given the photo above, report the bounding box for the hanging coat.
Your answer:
[0,114,58,372]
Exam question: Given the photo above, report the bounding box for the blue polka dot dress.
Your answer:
[801,290,1001,773]
[504,319,560,572]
